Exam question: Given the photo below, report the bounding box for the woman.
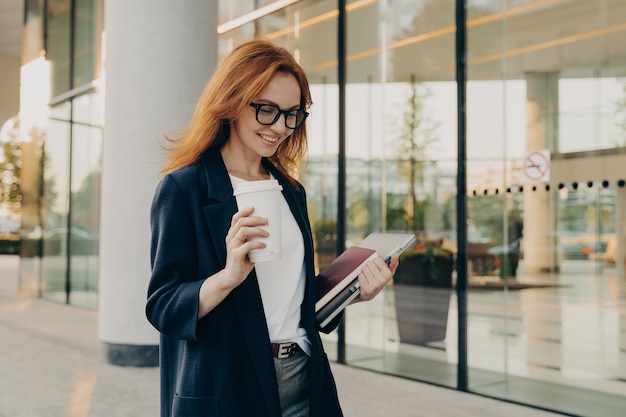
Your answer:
[146,38,399,417]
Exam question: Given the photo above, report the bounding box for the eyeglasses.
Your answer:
[249,102,309,129]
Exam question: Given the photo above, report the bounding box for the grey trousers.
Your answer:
[273,349,310,417]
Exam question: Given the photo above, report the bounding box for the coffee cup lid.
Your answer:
[233,179,283,196]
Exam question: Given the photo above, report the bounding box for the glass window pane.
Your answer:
[24,0,45,62]
[47,0,71,97]
[216,1,626,415]
[49,100,71,121]
[342,0,458,387]
[467,1,626,416]
[218,0,255,25]
[72,91,104,126]
[73,0,103,87]
[68,122,102,308]
[559,76,625,153]
[41,118,70,303]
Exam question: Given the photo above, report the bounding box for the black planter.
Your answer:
[393,254,454,345]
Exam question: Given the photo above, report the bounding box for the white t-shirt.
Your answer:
[229,174,310,355]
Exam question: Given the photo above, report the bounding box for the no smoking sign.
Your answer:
[523,150,550,183]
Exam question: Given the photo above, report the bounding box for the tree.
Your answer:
[0,116,22,215]
[390,75,439,234]
[70,169,101,233]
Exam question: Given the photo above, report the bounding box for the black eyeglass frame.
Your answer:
[249,102,309,129]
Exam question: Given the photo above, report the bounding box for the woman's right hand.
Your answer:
[222,206,269,288]
[198,206,268,318]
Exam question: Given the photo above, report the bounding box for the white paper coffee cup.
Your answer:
[233,179,283,262]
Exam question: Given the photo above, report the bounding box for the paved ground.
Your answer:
[0,256,567,416]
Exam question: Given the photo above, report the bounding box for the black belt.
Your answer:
[271,342,301,359]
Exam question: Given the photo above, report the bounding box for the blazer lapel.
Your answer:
[199,148,236,265]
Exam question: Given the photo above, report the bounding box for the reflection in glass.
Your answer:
[41,119,70,303]
[69,122,102,308]
[174,0,626,415]
[559,77,626,153]
[39,92,103,308]
[73,0,103,88]
[72,93,104,126]
[47,0,71,97]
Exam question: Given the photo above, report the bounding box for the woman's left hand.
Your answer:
[355,253,399,302]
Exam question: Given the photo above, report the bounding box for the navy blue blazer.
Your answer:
[147,147,343,417]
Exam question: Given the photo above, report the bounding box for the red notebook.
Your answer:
[315,246,378,313]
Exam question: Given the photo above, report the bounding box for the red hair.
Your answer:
[161,38,312,186]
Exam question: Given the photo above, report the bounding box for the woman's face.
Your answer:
[230,72,301,160]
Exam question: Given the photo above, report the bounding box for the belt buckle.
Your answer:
[277,343,295,359]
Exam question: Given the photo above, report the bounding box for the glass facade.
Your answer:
[217,1,626,416]
[15,0,626,416]
[40,96,102,307]
[20,0,103,308]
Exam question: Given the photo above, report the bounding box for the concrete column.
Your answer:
[99,0,217,366]
[0,58,19,131]
[523,72,559,273]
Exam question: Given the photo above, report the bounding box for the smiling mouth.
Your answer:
[260,134,279,143]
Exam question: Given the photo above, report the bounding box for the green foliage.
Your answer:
[389,77,440,234]
[395,242,454,286]
[391,81,439,167]
[467,194,523,243]
[560,205,587,232]
[70,170,101,230]
[313,217,337,252]
[386,206,408,231]
[441,195,455,232]
[0,235,20,254]
[400,243,453,263]
[584,204,614,233]
[0,116,22,213]
[348,190,380,237]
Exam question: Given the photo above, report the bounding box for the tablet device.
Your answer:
[358,232,417,263]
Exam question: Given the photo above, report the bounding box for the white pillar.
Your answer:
[98,0,217,366]
[523,72,559,273]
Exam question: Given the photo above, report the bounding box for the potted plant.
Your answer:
[393,241,454,345]
[313,217,337,272]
